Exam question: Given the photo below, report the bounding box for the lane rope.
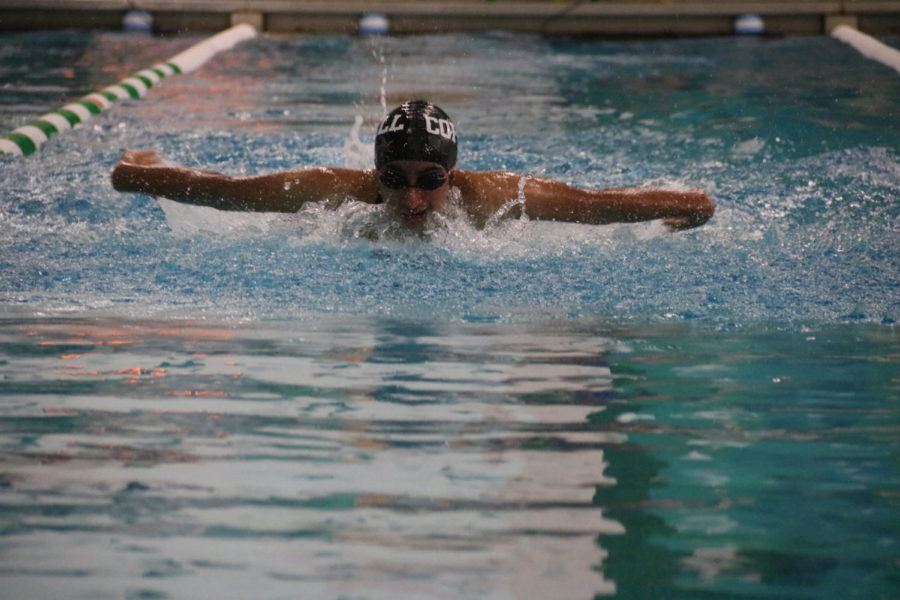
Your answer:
[831,25,900,75]
[0,23,257,157]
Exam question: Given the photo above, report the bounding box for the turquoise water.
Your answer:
[1,30,898,599]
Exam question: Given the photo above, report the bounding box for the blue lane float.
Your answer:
[0,23,257,157]
[733,14,765,35]
[359,13,390,35]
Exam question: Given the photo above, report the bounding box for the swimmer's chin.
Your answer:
[401,209,430,228]
[405,216,428,228]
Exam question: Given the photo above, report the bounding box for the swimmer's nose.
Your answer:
[398,187,426,209]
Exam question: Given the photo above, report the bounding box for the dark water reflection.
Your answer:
[1,315,896,599]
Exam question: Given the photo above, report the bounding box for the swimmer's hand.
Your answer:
[663,189,716,232]
[117,149,170,168]
[664,217,706,231]
[111,149,175,193]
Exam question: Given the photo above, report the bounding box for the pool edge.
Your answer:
[0,1,898,37]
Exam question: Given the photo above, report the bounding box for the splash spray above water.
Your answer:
[0,31,896,325]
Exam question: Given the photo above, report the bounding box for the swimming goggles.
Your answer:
[378,167,452,191]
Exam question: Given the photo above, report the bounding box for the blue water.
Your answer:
[1,30,898,599]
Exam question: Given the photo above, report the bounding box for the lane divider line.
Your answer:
[831,25,900,75]
[1,23,256,157]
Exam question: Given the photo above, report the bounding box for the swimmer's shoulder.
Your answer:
[453,169,523,222]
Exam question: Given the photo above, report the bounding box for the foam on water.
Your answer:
[1,31,898,326]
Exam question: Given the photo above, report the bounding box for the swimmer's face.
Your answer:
[377,160,454,229]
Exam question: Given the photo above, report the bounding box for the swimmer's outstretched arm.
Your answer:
[456,171,715,231]
[111,150,378,212]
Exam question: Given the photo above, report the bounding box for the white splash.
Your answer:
[342,114,372,170]
[156,197,281,237]
[731,137,765,159]
[483,175,530,231]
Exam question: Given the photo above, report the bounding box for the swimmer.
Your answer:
[111,100,714,232]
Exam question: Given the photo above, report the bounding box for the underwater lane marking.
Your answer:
[831,25,900,75]
[0,23,257,156]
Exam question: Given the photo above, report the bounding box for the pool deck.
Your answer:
[1,0,898,36]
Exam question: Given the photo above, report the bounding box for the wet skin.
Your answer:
[377,160,453,230]
[110,150,716,231]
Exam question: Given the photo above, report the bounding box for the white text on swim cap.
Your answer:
[377,114,457,143]
[377,114,404,135]
[425,116,457,143]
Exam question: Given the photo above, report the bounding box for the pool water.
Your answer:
[1,30,898,599]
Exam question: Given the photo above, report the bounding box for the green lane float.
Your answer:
[1,23,256,157]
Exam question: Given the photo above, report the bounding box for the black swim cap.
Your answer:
[374,100,458,171]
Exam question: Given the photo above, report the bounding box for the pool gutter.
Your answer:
[0,0,898,36]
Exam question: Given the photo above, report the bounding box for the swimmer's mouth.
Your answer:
[403,208,428,223]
